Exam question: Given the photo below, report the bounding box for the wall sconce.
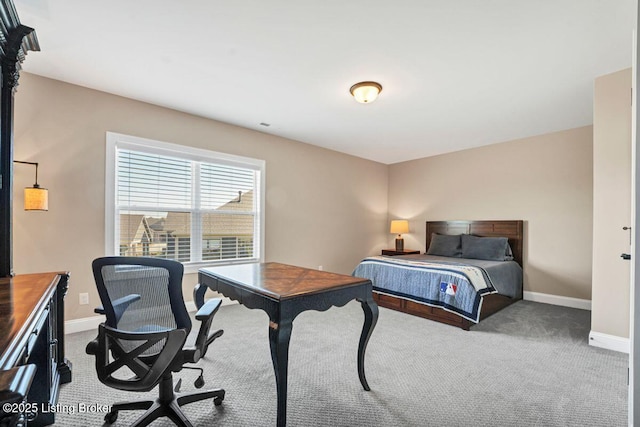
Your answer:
[13,160,48,211]
[349,81,382,104]
[390,220,409,251]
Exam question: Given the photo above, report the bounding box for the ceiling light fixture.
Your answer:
[349,81,382,104]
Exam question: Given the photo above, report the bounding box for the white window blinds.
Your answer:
[118,150,192,209]
[107,133,264,268]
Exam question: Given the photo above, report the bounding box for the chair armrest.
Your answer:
[195,297,222,321]
[193,283,208,309]
[184,298,224,363]
[94,294,141,323]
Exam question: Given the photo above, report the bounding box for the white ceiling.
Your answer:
[14,0,637,164]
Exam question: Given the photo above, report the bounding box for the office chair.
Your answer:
[86,257,225,427]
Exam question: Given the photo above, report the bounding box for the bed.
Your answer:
[353,220,524,330]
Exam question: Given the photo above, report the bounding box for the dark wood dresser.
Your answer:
[0,272,71,426]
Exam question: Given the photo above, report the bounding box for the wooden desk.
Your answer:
[0,272,71,426]
[196,262,378,427]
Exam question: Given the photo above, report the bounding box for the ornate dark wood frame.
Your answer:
[372,220,524,330]
[0,1,40,278]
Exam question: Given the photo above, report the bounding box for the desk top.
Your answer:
[199,262,369,301]
[0,272,65,368]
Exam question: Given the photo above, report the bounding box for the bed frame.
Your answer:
[372,220,524,330]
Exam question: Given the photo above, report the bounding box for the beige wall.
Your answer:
[10,72,619,326]
[388,126,594,299]
[592,68,632,338]
[12,73,389,321]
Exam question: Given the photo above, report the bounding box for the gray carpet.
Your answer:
[55,300,627,426]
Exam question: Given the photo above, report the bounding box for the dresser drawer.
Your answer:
[26,308,49,359]
[405,300,432,317]
[404,301,464,324]
[373,292,403,310]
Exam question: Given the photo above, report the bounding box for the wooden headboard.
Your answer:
[425,220,524,267]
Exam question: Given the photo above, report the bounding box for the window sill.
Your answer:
[183,259,261,275]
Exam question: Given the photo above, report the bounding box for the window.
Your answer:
[106,132,265,271]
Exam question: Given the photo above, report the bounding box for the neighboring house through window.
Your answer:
[106,132,265,272]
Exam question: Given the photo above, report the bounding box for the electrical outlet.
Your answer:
[318,265,323,271]
[79,293,89,305]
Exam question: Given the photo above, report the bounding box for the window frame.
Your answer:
[105,132,265,273]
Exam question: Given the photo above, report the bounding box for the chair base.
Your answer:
[105,374,225,427]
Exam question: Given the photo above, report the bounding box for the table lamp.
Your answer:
[390,220,409,251]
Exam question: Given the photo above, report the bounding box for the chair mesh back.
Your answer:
[97,260,187,356]
[101,264,176,329]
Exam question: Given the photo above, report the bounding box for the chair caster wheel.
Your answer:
[214,396,224,406]
[104,410,118,424]
[194,376,205,389]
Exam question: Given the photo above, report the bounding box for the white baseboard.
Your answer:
[523,291,592,311]
[65,297,237,335]
[523,292,628,353]
[588,331,630,354]
[65,315,104,335]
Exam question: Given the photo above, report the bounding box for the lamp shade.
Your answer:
[24,186,48,211]
[390,220,409,234]
[350,81,382,103]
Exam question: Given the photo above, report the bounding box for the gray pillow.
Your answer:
[505,242,514,261]
[426,233,462,257]
[461,234,510,261]
[461,234,513,261]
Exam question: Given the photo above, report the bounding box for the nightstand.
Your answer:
[381,249,421,256]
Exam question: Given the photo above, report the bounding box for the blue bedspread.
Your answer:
[353,256,498,323]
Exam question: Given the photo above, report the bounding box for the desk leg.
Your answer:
[358,298,378,391]
[269,319,292,427]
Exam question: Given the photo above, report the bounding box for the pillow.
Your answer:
[504,242,514,261]
[426,233,462,257]
[461,234,510,261]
